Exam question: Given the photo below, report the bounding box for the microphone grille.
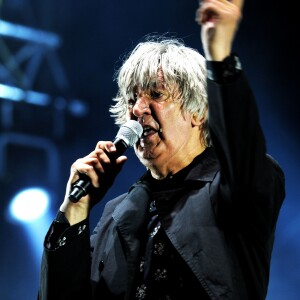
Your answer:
[116,120,143,147]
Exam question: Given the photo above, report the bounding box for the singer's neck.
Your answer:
[148,145,206,180]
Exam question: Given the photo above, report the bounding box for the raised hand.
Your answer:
[196,0,244,61]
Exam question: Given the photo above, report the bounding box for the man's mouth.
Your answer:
[142,125,158,138]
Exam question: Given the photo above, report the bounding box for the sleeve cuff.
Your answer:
[206,53,242,83]
[44,211,89,250]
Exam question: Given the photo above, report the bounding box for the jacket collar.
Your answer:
[112,147,219,227]
[137,146,219,187]
[111,148,219,237]
[185,147,219,182]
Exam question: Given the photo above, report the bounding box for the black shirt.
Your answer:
[132,154,210,300]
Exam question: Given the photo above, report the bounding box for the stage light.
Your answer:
[68,98,89,117]
[0,20,61,48]
[9,187,50,222]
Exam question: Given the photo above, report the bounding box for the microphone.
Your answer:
[68,120,143,202]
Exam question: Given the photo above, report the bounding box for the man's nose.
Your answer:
[132,97,150,118]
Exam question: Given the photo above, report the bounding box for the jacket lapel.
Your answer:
[112,181,152,298]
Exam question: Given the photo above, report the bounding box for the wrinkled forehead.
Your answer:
[134,68,166,91]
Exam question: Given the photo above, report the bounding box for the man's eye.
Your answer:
[149,90,162,99]
[128,99,136,107]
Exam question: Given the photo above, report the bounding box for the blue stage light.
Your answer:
[9,187,50,222]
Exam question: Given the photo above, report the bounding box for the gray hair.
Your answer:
[109,37,211,147]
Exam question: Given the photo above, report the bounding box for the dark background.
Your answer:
[0,1,299,299]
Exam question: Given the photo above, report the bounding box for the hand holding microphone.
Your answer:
[68,120,143,203]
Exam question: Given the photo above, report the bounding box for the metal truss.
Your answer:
[0,19,86,181]
[0,20,69,102]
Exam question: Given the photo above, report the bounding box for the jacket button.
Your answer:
[98,260,104,272]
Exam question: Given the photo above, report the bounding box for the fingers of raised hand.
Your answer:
[197,0,243,23]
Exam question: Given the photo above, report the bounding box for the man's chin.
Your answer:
[136,147,155,162]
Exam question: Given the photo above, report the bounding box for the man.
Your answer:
[38,0,285,299]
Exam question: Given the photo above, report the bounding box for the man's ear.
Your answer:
[191,112,206,127]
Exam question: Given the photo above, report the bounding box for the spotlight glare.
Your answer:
[9,188,49,222]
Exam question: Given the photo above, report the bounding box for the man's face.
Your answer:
[126,84,197,175]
